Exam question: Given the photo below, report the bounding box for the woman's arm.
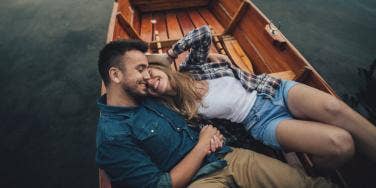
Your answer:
[167,25,212,65]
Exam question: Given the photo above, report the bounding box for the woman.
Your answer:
[146,25,376,168]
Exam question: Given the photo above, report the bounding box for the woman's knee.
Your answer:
[323,97,348,122]
[326,129,355,159]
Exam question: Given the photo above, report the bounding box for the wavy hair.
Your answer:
[148,62,204,120]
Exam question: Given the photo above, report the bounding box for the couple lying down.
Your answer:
[96,25,376,187]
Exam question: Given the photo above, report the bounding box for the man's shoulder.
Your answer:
[97,114,132,144]
[97,103,163,136]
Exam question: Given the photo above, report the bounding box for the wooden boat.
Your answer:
[99,0,371,187]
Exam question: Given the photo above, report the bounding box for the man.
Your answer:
[96,39,335,187]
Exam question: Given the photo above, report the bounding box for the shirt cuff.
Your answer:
[167,48,178,59]
[157,172,173,188]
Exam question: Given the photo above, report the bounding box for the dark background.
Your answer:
[0,0,375,187]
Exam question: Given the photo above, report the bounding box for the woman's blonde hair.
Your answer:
[149,62,203,120]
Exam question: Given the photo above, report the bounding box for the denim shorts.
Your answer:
[241,80,298,150]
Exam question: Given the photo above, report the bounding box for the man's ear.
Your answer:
[109,67,122,84]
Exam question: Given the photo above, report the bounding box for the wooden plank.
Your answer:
[117,0,132,22]
[153,12,168,40]
[116,0,141,36]
[166,11,183,39]
[113,19,130,40]
[188,9,208,28]
[107,2,118,43]
[131,0,210,12]
[222,36,254,74]
[233,27,272,74]
[268,70,296,80]
[219,0,242,17]
[150,38,179,50]
[225,2,249,34]
[210,1,231,27]
[212,35,225,54]
[198,8,224,34]
[176,11,195,35]
[231,40,253,72]
[132,8,141,34]
[116,12,139,40]
[236,10,287,72]
[140,13,153,42]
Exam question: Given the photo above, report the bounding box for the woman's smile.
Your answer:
[147,67,173,96]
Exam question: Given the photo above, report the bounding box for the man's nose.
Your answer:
[143,70,151,80]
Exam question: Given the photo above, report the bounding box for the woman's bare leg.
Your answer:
[276,119,355,168]
[286,83,376,160]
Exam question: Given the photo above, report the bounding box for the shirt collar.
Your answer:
[97,94,139,115]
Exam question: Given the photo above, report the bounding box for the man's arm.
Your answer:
[169,125,222,188]
[97,137,172,188]
[97,126,223,188]
[167,25,212,65]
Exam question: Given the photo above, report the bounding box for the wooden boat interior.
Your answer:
[100,0,348,187]
[108,0,335,96]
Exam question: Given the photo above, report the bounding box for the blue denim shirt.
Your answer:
[96,95,232,187]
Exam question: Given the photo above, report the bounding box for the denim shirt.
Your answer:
[96,95,232,188]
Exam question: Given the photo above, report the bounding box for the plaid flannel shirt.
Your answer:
[170,25,281,98]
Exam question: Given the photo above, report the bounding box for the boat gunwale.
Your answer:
[243,0,336,95]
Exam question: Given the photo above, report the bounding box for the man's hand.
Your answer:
[207,53,231,64]
[146,53,173,66]
[170,124,223,188]
[197,125,224,154]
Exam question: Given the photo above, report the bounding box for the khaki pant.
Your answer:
[188,148,336,188]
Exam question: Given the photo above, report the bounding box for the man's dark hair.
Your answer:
[98,39,148,86]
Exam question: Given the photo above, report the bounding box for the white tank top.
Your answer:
[198,76,257,123]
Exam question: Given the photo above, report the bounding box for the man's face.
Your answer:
[119,50,150,97]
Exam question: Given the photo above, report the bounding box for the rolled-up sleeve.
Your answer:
[96,136,172,188]
[171,25,212,66]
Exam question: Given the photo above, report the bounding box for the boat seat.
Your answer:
[139,8,224,43]
[220,35,297,81]
[269,70,296,80]
[221,35,254,74]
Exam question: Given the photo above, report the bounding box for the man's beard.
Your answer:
[121,82,147,103]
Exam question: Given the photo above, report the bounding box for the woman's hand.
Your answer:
[210,132,224,153]
[197,125,224,155]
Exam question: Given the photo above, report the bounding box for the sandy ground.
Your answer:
[0,0,375,187]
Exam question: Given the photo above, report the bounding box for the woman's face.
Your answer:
[147,67,173,96]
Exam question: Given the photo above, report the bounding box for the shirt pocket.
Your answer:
[133,121,168,157]
[135,121,160,141]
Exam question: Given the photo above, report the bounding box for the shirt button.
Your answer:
[150,129,154,133]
